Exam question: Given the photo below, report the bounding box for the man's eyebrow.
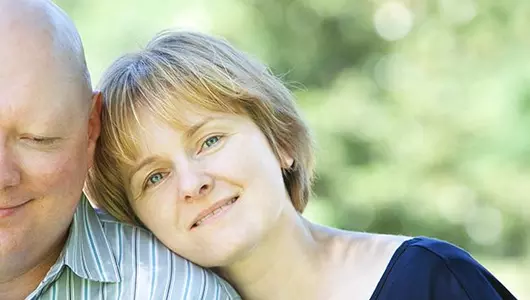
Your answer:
[128,156,159,184]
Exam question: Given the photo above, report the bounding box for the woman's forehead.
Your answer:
[136,102,221,130]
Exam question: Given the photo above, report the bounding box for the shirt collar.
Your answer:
[62,194,121,283]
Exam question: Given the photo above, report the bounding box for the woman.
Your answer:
[85,30,516,300]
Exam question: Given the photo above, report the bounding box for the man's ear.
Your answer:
[87,91,102,168]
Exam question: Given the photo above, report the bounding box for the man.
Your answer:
[0,0,240,299]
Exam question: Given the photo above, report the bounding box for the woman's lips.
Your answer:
[190,196,239,229]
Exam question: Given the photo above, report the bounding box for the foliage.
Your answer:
[57,0,530,295]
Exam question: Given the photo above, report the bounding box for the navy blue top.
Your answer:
[370,237,517,300]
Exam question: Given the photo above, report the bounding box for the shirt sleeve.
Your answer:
[142,241,242,300]
[372,237,517,300]
[103,219,242,300]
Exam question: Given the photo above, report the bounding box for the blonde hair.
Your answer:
[85,30,315,224]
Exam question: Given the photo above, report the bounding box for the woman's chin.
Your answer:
[188,239,258,269]
[191,249,242,268]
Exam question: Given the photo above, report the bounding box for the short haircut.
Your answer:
[86,30,315,224]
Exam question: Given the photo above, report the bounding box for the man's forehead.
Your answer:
[0,43,82,109]
[1,4,72,61]
[0,23,51,71]
[0,1,55,38]
[0,0,91,119]
[0,0,88,83]
[0,84,85,127]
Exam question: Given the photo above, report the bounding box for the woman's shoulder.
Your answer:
[333,231,410,268]
[395,236,475,259]
[370,236,517,300]
[316,226,410,253]
[318,231,410,299]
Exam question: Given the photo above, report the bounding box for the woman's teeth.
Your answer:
[194,197,238,227]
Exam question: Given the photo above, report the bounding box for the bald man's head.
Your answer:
[0,0,91,102]
[0,1,102,290]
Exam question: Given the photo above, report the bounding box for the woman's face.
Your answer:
[125,107,293,267]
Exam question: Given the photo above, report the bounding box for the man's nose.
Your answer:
[0,146,21,188]
[176,161,213,203]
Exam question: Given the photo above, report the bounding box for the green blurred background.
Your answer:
[57,0,529,297]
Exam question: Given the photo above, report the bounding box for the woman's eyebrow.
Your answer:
[184,117,215,139]
[128,156,159,184]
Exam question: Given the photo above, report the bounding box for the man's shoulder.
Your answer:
[93,210,240,299]
[96,210,156,241]
[95,210,190,267]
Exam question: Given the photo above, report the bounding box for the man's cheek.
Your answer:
[24,150,86,190]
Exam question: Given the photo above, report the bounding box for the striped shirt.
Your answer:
[25,195,241,300]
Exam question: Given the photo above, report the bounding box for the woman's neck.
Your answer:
[218,207,328,300]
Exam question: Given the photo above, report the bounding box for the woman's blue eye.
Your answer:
[146,172,165,187]
[202,135,221,149]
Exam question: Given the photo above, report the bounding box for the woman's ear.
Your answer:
[280,151,294,170]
